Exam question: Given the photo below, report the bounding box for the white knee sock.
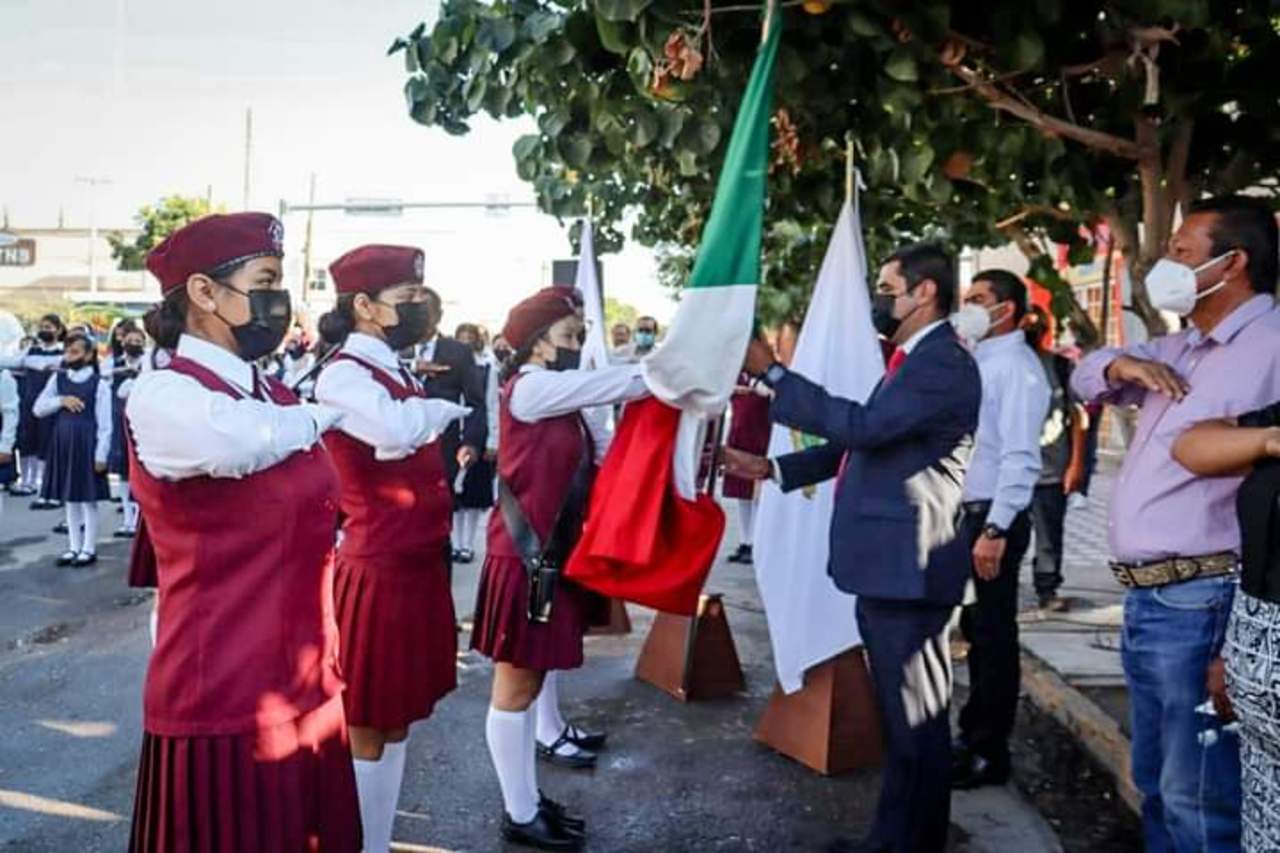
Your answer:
[737,499,756,546]
[122,485,139,530]
[65,503,85,553]
[353,741,407,853]
[524,702,540,799]
[24,457,44,490]
[535,670,577,750]
[486,706,538,823]
[451,510,465,550]
[80,502,99,554]
[460,507,481,548]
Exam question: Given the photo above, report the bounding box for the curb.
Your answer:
[1019,648,1140,814]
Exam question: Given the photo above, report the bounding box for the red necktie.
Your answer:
[836,348,908,491]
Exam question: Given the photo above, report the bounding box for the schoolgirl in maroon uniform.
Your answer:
[471,287,649,851]
[314,245,470,852]
[124,212,360,852]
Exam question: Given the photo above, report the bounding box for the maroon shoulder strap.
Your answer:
[163,354,248,400]
[331,351,424,399]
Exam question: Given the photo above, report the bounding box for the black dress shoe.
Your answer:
[7,485,36,497]
[563,722,606,751]
[52,521,68,534]
[56,551,78,567]
[537,730,598,769]
[72,552,98,568]
[539,792,585,834]
[951,753,1010,790]
[456,548,474,564]
[726,544,749,563]
[500,808,584,850]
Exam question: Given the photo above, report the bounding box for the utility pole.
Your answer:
[242,108,253,211]
[302,172,317,305]
[75,175,113,294]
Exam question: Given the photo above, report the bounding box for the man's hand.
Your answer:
[94,461,107,475]
[457,445,478,469]
[722,447,771,481]
[1206,657,1235,722]
[415,359,451,378]
[1262,427,1280,459]
[972,536,1006,581]
[743,337,776,377]
[1105,355,1189,401]
[61,396,85,413]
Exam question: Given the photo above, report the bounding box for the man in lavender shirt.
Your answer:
[1072,195,1280,852]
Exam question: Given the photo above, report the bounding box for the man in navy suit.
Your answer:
[730,243,981,853]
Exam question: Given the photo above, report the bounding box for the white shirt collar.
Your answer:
[518,363,546,374]
[344,332,402,371]
[900,319,946,354]
[175,334,255,394]
[974,329,1025,358]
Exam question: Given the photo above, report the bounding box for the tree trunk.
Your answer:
[1109,208,1168,339]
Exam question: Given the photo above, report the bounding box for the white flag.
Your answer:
[574,220,610,372]
[753,194,884,694]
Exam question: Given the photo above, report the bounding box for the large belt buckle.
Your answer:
[1170,557,1200,583]
[1112,563,1137,588]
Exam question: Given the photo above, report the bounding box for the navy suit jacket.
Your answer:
[771,323,981,606]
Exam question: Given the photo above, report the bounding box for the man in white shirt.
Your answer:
[951,269,1051,790]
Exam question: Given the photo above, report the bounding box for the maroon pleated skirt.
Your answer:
[470,554,588,671]
[333,549,457,729]
[129,692,360,852]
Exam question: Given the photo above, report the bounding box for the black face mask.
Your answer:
[37,330,57,344]
[493,346,512,363]
[871,293,902,338]
[63,359,85,371]
[550,346,581,372]
[286,342,307,358]
[216,286,293,361]
[124,344,145,359]
[378,301,432,351]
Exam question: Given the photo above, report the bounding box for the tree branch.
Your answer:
[946,62,1145,160]
[1165,118,1195,216]
[995,204,1081,230]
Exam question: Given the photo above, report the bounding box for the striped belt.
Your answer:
[1109,551,1237,589]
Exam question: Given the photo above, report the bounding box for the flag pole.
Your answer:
[844,134,855,205]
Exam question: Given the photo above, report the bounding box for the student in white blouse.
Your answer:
[32,332,113,566]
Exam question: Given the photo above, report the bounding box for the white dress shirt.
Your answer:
[901,319,947,355]
[0,370,18,456]
[510,362,649,464]
[962,330,1052,528]
[479,352,500,453]
[33,366,115,465]
[0,345,64,374]
[314,332,471,461]
[126,334,339,481]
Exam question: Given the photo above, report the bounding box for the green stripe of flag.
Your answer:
[685,15,781,290]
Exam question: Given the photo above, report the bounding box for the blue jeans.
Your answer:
[1122,576,1241,852]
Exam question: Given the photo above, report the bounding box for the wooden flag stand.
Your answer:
[634,593,745,701]
[754,646,883,775]
[587,598,632,636]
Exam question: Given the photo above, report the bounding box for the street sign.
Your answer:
[344,197,404,217]
[0,238,35,266]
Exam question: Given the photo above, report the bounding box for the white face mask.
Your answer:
[1145,251,1235,317]
[949,303,992,345]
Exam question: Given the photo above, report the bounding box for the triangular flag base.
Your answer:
[587,598,632,636]
[754,647,883,775]
[634,593,745,701]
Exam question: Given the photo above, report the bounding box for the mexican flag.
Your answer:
[564,15,781,616]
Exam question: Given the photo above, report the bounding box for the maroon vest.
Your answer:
[127,355,343,736]
[322,352,451,561]
[486,372,589,559]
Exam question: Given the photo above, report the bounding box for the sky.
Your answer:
[0,0,674,330]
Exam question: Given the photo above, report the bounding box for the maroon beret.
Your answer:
[328,244,425,295]
[146,212,284,294]
[501,286,583,351]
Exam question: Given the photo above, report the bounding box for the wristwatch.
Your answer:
[980,523,1007,540]
[762,361,788,388]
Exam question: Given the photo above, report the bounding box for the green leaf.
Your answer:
[433,29,460,65]
[884,49,918,83]
[626,46,652,91]
[1011,33,1044,70]
[658,108,686,148]
[633,111,659,147]
[676,149,699,176]
[465,75,489,111]
[901,145,935,185]
[559,134,594,168]
[847,11,880,38]
[544,38,576,65]
[513,134,542,162]
[688,118,721,154]
[595,16,632,55]
[538,109,571,138]
[594,0,653,23]
[522,11,561,44]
